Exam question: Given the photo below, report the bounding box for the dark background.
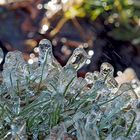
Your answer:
[0,0,140,78]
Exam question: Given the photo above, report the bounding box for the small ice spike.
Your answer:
[105,77,118,88]
[99,62,118,88]
[2,51,28,88]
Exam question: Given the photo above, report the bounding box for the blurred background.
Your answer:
[0,0,140,78]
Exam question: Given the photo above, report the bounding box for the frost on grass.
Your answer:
[0,39,140,140]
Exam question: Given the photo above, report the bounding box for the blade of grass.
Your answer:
[125,115,136,137]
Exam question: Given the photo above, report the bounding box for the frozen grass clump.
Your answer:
[0,39,140,140]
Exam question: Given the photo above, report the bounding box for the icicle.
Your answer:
[32,39,62,84]
[38,39,52,65]
[100,62,118,89]
[57,65,76,94]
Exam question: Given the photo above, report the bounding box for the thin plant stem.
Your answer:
[125,115,136,137]
[37,50,49,92]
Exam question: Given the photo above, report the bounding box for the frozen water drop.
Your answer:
[38,39,52,65]
[100,62,114,78]
[66,48,89,70]
[99,62,118,89]
[38,39,62,70]
[85,72,93,84]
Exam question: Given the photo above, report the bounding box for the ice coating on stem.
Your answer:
[30,39,62,84]
[100,62,118,88]
[57,65,76,94]
[38,39,52,65]
[2,51,28,88]
[100,62,114,78]
[85,72,94,84]
[12,96,20,114]
[1,39,140,139]
[38,39,62,71]
[66,48,90,70]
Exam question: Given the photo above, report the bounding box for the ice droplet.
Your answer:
[85,72,93,84]
[99,62,118,88]
[100,62,114,78]
[38,39,52,65]
[38,39,62,70]
[66,48,89,70]
[2,51,28,88]
[0,48,4,64]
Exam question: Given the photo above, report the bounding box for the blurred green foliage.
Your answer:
[83,0,140,43]
[56,0,140,43]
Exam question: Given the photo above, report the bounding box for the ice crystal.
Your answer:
[66,48,90,70]
[0,39,140,139]
[2,51,28,88]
